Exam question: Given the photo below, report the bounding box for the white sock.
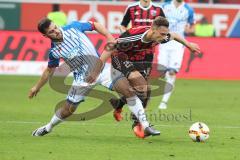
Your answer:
[45,114,63,132]
[162,72,176,103]
[126,96,149,129]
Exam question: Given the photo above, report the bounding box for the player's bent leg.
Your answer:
[130,86,150,128]
[109,96,126,110]
[111,83,150,109]
[159,44,184,109]
[32,82,89,137]
[109,96,126,121]
[112,77,135,121]
[113,77,160,138]
[111,74,146,123]
[128,70,148,95]
[159,69,177,110]
[111,73,152,133]
[109,80,151,121]
[32,100,81,136]
[98,64,127,121]
[128,70,148,111]
[57,100,78,118]
[157,65,168,78]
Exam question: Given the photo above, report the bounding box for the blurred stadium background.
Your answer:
[0,0,240,78]
[0,0,240,160]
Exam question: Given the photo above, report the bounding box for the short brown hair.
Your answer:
[152,16,169,28]
[37,17,52,34]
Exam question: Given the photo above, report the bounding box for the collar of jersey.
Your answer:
[141,29,152,43]
[138,2,152,11]
[171,1,185,9]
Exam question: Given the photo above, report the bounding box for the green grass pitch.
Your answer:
[0,75,239,160]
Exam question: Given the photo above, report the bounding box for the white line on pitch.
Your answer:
[0,120,240,129]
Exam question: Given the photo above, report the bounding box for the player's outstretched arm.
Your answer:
[86,46,115,84]
[86,22,117,84]
[92,21,118,63]
[170,32,201,54]
[119,25,127,33]
[93,22,115,42]
[28,67,55,99]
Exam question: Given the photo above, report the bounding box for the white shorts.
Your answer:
[158,40,185,72]
[67,63,124,104]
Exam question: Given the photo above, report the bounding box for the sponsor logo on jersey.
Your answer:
[135,11,139,15]
[150,10,157,16]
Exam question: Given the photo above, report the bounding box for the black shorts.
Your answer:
[111,53,153,79]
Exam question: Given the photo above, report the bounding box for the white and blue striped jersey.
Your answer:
[161,1,195,37]
[48,21,99,82]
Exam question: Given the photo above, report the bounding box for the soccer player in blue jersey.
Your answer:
[29,18,160,137]
[157,0,196,109]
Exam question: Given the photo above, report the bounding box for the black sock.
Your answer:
[117,96,127,109]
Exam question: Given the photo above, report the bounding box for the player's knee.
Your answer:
[157,65,167,78]
[123,89,135,98]
[60,100,83,118]
[168,69,177,76]
[134,85,148,94]
[128,71,143,81]
[159,71,166,78]
[116,86,135,98]
[112,78,136,98]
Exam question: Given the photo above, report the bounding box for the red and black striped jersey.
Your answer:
[121,2,165,28]
[116,26,171,61]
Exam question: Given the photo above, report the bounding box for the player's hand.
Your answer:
[187,42,201,54]
[106,35,116,44]
[28,86,40,99]
[104,39,117,53]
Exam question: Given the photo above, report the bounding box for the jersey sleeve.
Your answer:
[186,5,195,25]
[48,51,60,68]
[121,7,131,27]
[159,7,166,18]
[71,21,95,32]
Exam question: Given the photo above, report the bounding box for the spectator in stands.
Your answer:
[47,4,67,27]
[195,16,215,37]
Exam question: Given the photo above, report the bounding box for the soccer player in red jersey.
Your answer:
[111,0,166,122]
[88,16,200,138]
[120,0,165,32]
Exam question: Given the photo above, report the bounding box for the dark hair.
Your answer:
[152,16,169,28]
[37,17,52,34]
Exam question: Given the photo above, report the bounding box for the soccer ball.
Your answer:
[189,122,210,142]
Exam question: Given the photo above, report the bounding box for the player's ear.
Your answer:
[151,27,157,34]
[151,25,157,32]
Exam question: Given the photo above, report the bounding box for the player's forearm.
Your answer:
[93,22,115,42]
[34,67,54,90]
[100,49,112,63]
[93,22,116,62]
[171,32,191,48]
[86,50,112,84]
[120,25,127,33]
[171,32,201,53]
